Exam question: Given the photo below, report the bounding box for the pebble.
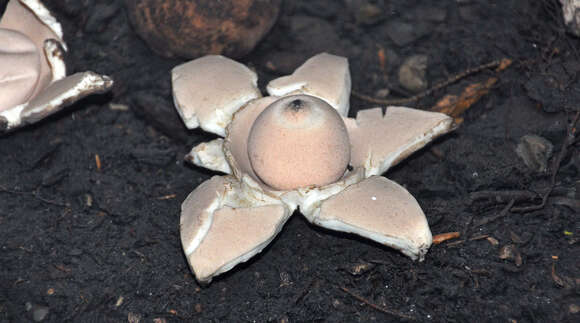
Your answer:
[498,244,523,267]
[515,135,554,172]
[33,306,49,322]
[398,55,428,93]
[25,302,49,322]
[126,0,281,59]
[385,20,431,46]
[386,21,418,46]
[263,16,344,74]
[289,16,341,51]
[355,3,385,25]
[374,88,391,98]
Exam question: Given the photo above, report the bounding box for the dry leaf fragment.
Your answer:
[495,58,513,72]
[347,262,375,276]
[377,47,386,71]
[432,231,460,244]
[431,77,498,122]
[487,237,499,246]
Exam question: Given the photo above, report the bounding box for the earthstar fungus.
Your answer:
[0,0,112,133]
[247,95,351,190]
[172,53,455,283]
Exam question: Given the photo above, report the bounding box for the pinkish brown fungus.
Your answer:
[172,53,455,283]
[0,28,40,111]
[247,95,350,190]
[0,0,112,133]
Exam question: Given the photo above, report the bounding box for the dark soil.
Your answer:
[1,0,579,322]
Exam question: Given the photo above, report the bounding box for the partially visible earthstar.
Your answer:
[0,0,113,134]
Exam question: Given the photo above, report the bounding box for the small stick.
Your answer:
[0,184,23,194]
[352,58,511,105]
[294,279,316,305]
[470,190,540,203]
[156,194,176,200]
[32,192,69,207]
[95,154,102,171]
[340,287,417,321]
[475,199,516,227]
[0,184,69,207]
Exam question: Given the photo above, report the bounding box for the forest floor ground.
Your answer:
[1,0,579,322]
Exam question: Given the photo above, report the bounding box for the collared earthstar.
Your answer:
[172,53,455,283]
[0,0,113,134]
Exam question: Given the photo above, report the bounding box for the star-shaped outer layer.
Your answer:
[172,53,455,283]
[0,0,113,134]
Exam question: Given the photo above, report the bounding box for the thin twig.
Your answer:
[511,111,580,212]
[470,190,540,204]
[352,59,509,105]
[432,232,461,245]
[475,199,516,227]
[32,192,69,207]
[294,279,316,305]
[0,184,69,207]
[0,184,23,194]
[340,287,417,321]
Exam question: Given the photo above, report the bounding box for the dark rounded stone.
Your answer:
[125,0,281,59]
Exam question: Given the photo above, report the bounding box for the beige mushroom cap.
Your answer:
[0,29,40,111]
[248,95,350,190]
[0,0,65,98]
[266,53,351,116]
[345,106,455,177]
[186,138,232,174]
[171,55,261,136]
[19,71,113,124]
[180,175,291,283]
[224,96,279,183]
[0,0,113,133]
[314,175,432,260]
